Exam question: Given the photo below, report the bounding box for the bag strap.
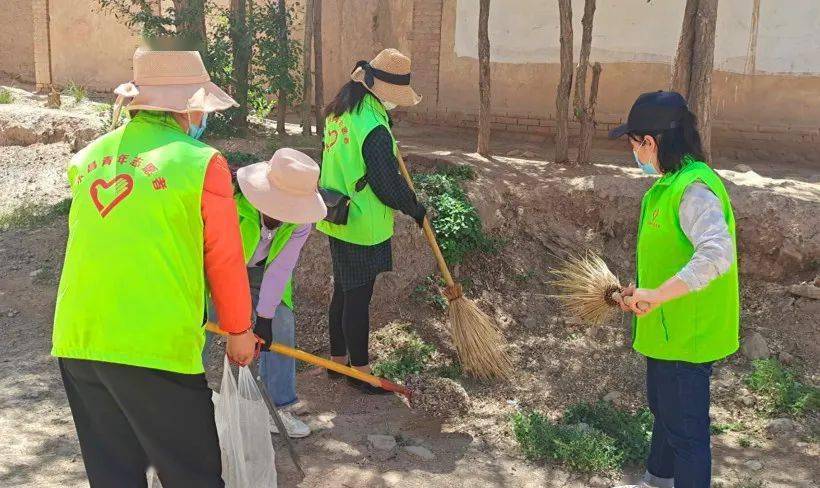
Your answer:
[354,174,368,192]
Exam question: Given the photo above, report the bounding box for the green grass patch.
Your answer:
[745,359,819,417]
[412,275,448,311]
[0,88,13,104]
[372,333,436,383]
[64,81,87,103]
[0,198,71,231]
[711,421,745,436]
[430,361,462,380]
[513,402,653,474]
[413,165,497,265]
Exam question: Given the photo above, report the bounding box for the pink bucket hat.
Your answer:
[111,49,238,128]
[237,148,327,224]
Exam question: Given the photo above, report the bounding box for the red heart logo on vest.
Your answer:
[89,174,134,217]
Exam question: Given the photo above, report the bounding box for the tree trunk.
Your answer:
[276,0,288,135]
[313,0,324,136]
[300,0,315,135]
[172,0,207,51]
[573,0,596,164]
[555,0,573,164]
[578,62,601,164]
[670,0,718,159]
[229,0,250,131]
[477,0,491,155]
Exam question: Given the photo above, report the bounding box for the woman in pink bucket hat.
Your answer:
[207,148,326,439]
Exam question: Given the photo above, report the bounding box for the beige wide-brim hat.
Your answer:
[112,49,238,121]
[351,48,422,107]
[237,148,327,224]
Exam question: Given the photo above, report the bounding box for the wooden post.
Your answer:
[555,0,573,164]
[300,0,315,135]
[313,0,325,137]
[476,0,491,155]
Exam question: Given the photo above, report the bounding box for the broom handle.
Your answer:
[611,292,651,312]
[205,322,408,397]
[395,150,456,289]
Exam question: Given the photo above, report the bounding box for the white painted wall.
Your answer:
[453,0,820,75]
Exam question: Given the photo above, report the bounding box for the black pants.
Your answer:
[328,279,375,366]
[646,357,713,488]
[59,358,224,488]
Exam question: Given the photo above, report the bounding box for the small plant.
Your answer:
[745,359,819,417]
[512,411,623,473]
[711,421,745,435]
[438,163,477,181]
[64,81,87,103]
[738,436,753,448]
[431,361,462,380]
[563,401,653,465]
[412,275,448,311]
[372,335,436,382]
[413,170,497,265]
[730,476,767,488]
[513,270,536,283]
[0,198,71,231]
[222,151,260,168]
[0,88,13,104]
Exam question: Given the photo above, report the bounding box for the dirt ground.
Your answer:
[0,84,818,487]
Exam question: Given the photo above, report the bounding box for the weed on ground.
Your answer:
[0,199,71,231]
[0,88,13,104]
[64,81,87,103]
[745,359,819,417]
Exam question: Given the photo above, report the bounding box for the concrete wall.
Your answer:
[0,0,35,81]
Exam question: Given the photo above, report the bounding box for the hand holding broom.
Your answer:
[394,151,511,380]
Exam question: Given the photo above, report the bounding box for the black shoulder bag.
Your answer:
[319,175,368,225]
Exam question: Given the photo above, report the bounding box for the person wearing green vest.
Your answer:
[51,49,259,487]
[316,49,427,394]
[209,148,326,439]
[610,92,739,488]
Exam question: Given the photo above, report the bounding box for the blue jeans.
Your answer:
[204,267,297,408]
[645,357,713,488]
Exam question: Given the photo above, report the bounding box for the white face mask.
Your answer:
[382,101,397,111]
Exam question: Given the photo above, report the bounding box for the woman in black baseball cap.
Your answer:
[611,92,740,488]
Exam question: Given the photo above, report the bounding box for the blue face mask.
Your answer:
[633,150,657,175]
[187,113,208,140]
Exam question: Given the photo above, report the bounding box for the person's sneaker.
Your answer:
[269,410,311,438]
[282,400,309,416]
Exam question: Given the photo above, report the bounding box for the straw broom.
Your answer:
[395,151,511,380]
[548,251,648,325]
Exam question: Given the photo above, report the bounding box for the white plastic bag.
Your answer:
[149,356,277,487]
[216,355,278,487]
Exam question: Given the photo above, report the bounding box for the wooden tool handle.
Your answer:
[394,150,457,289]
[611,292,651,312]
[206,322,409,397]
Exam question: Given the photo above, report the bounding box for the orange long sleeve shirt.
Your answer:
[201,153,252,334]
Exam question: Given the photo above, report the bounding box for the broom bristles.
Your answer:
[448,296,512,380]
[549,252,622,326]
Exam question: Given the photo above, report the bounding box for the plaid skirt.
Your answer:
[328,236,392,291]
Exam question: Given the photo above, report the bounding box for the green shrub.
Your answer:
[372,335,436,382]
[431,361,462,380]
[0,198,71,230]
[563,401,653,465]
[745,359,819,417]
[512,411,623,473]
[711,421,745,435]
[222,151,260,168]
[64,81,87,103]
[0,88,13,104]
[413,168,496,265]
[412,275,448,311]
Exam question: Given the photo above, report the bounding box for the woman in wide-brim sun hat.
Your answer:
[206,148,326,439]
[52,47,257,487]
[315,48,428,394]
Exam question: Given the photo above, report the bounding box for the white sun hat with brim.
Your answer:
[237,148,327,224]
[110,48,238,128]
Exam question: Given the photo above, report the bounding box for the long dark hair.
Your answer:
[324,81,370,118]
[628,109,705,173]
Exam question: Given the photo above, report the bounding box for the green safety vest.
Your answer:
[634,158,739,363]
[52,111,216,374]
[235,193,297,309]
[315,94,395,245]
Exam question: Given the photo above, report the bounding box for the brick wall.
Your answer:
[410,0,443,111]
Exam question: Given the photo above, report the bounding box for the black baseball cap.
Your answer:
[609,91,688,139]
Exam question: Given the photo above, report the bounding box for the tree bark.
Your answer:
[555,0,573,164]
[313,0,324,136]
[578,62,601,164]
[573,0,596,164]
[276,0,288,135]
[477,0,491,155]
[300,0,315,135]
[229,0,250,131]
[670,0,718,159]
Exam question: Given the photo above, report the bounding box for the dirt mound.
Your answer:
[0,143,73,215]
[0,104,105,151]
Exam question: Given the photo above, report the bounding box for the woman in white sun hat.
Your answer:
[52,48,256,487]
[316,48,427,394]
[209,148,326,439]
